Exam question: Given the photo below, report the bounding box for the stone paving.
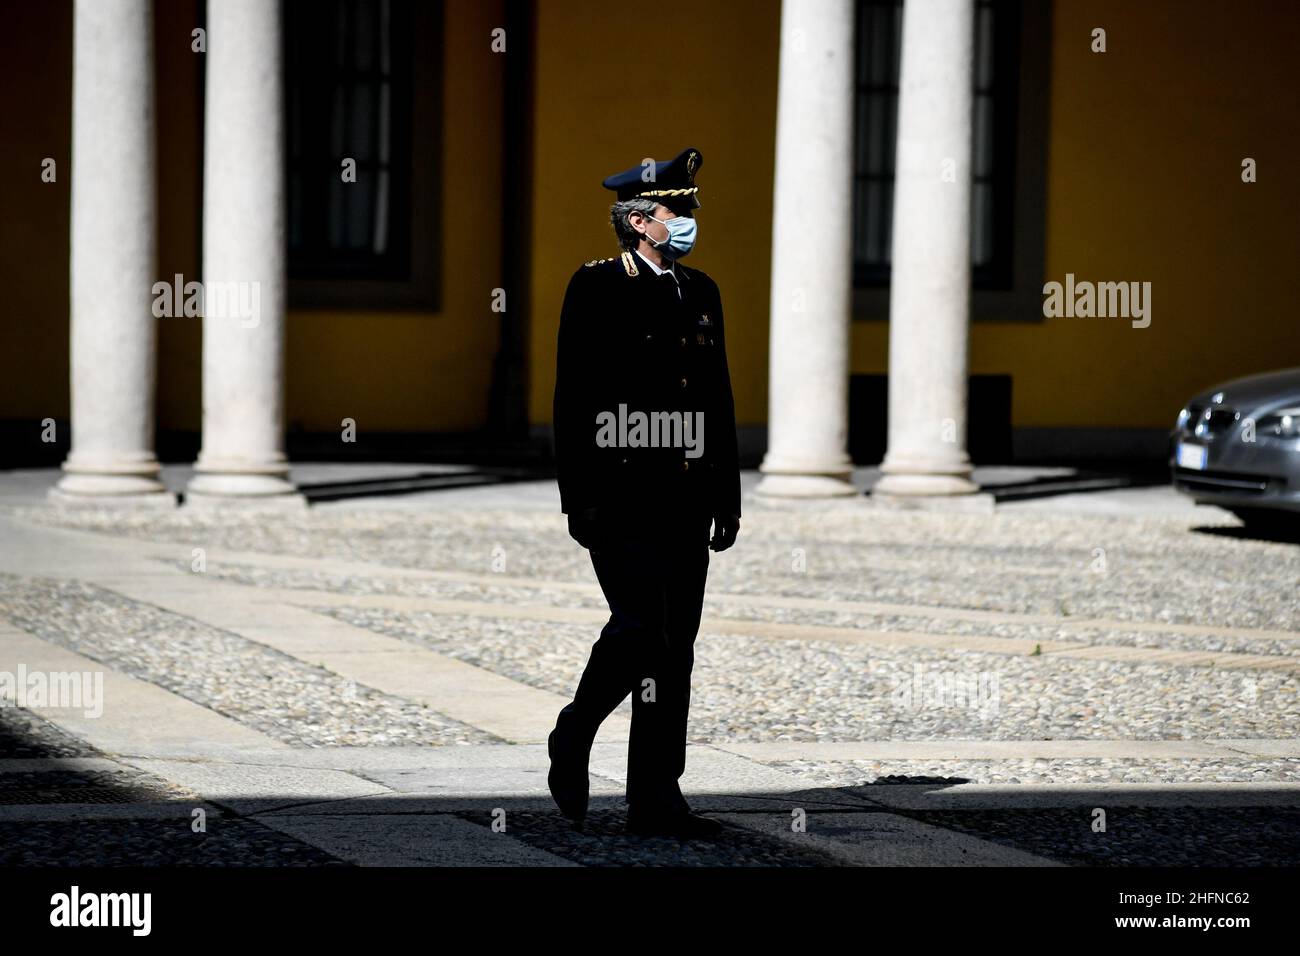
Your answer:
[0,466,1298,866]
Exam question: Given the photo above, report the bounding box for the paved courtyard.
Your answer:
[1,465,1297,866]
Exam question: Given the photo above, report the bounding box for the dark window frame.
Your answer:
[851,0,1049,322]
[284,0,442,311]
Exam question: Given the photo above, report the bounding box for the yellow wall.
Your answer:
[1015,0,1300,428]
[286,0,506,433]
[527,0,1300,432]
[156,0,204,432]
[3,0,506,437]
[0,0,210,434]
[8,1,1300,441]
[0,1,72,421]
[850,0,1300,429]
[524,0,781,428]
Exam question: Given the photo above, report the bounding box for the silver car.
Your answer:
[1171,368,1300,523]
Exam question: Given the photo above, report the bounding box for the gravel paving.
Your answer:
[314,606,1299,742]
[889,806,1300,866]
[0,767,191,805]
[455,808,839,866]
[0,704,101,759]
[0,818,348,866]
[5,501,1299,866]
[14,506,1300,632]
[167,560,1300,659]
[0,574,501,748]
[769,758,1300,787]
[157,559,605,611]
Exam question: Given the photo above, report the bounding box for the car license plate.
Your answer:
[1177,442,1207,470]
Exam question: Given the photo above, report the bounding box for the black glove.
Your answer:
[710,513,740,552]
[567,506,603,550]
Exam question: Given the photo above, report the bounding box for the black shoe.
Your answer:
[626,805,724,839]
[547,729,589,824]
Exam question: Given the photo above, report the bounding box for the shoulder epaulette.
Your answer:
[581,254,640,277]
[579,254,639,277]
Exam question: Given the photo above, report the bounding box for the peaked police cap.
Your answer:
[602,147,703,209]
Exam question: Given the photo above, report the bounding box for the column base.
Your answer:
[872,471,981,497]
[47,484,178,509]
[754,472,858,498]
[183,490,308,511]
[184,471,307,509]
[49,468,176,508]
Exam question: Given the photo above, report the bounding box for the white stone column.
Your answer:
[754,0,857,498]
[187,0,301,506]
[873,0,980,498]
[51,0,172,507]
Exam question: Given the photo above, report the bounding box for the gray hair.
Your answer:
[610,198,660,252]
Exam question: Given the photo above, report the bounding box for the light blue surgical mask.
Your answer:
[646,214,697,259]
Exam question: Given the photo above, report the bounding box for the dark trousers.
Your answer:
[553,511,712,813]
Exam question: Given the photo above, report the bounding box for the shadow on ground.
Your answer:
[1192,521,1300,546]
[279,467,553,505]
[984,467,1169,504]
[5,712,1300,867]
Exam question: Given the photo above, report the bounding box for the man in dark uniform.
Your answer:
[548,147,741,838]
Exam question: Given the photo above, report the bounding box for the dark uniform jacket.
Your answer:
[553,251,741,524]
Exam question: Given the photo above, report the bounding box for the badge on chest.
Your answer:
[696,313,714,346]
